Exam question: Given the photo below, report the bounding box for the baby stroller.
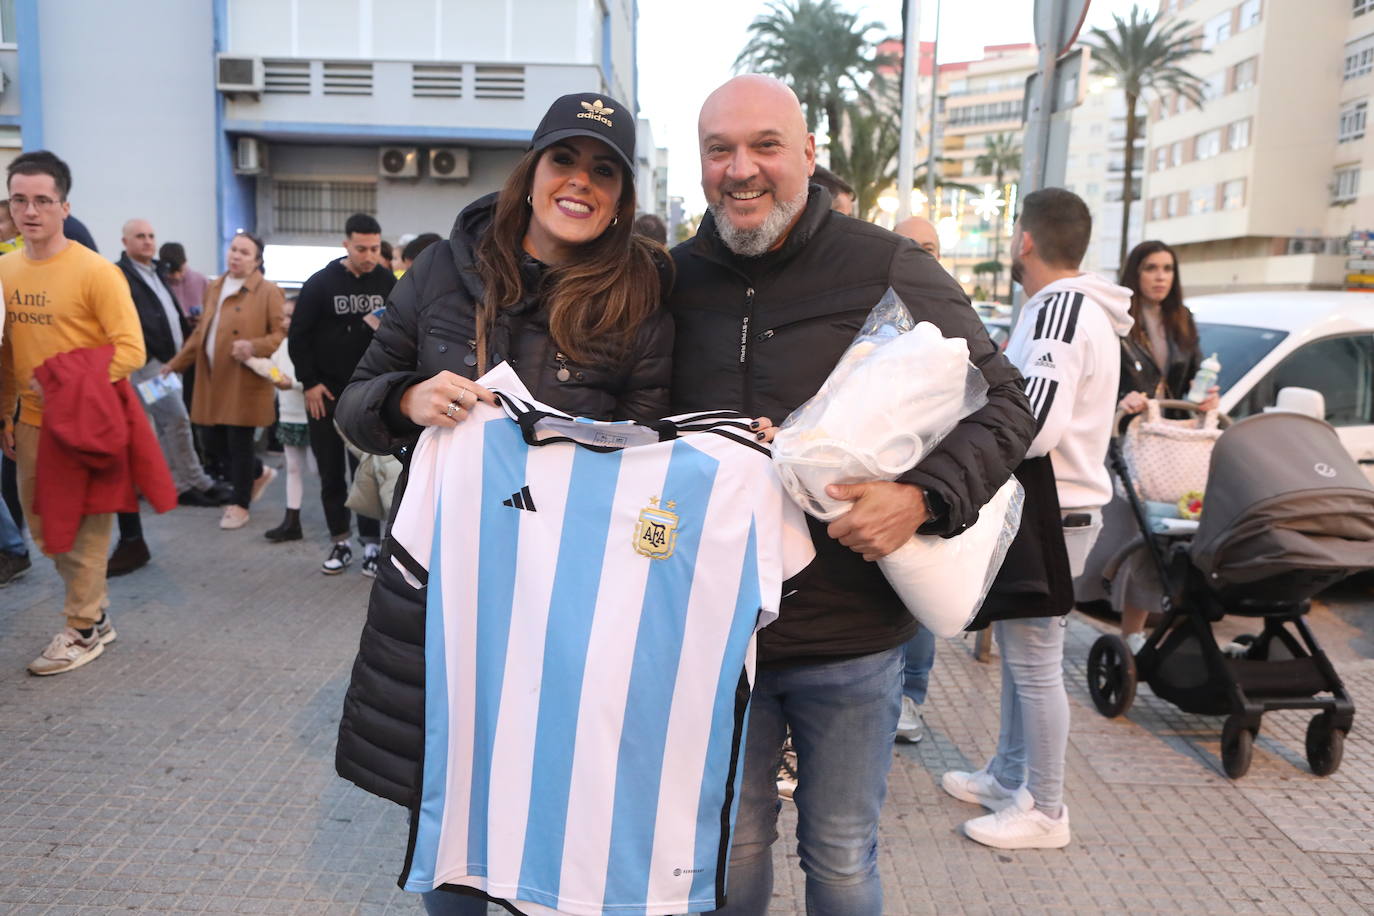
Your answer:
[1086,404,1371,778]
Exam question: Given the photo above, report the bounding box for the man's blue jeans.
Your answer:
[715,646,903,916]
[901,625,935,705]
[0,490,26,556]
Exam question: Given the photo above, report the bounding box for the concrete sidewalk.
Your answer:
[1,478,1371,914]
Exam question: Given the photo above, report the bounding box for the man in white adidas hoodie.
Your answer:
[943,188,1133,851]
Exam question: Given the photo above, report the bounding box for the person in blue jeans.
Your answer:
[0,480,29,586]
[896,626,935,742]
[665,77,1034,915]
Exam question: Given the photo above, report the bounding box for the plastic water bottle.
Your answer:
[1186,353,1220,403]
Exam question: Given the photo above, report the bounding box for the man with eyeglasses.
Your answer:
[0,150,145,676]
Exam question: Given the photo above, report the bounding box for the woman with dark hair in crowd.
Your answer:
[1112,239,1218,646]
[163,232,285,530]
[333,92,673,916]
[1116,240,1219,416]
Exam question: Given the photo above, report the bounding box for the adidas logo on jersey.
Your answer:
[502,485,537,512]
[1033,352,1056,369]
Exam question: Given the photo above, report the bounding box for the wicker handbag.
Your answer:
[1118,399,1223,504]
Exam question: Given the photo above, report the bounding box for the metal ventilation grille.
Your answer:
[412,64,463,98]
[473,65,525,99]
[263,59,310,95]
[273,181,377,235]
[323,61,373,96]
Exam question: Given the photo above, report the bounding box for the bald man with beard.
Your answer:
[112,219,228,574]
[666,75,1035,914]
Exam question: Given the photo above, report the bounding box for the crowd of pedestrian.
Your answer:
[0,76,1231,915]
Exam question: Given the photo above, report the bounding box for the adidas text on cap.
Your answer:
[529,92,637,176]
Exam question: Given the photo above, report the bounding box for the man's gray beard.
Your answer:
[711,188,808,258]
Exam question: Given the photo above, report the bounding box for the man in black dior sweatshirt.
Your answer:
[288,212,396,577]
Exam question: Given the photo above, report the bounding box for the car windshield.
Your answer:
[1195,322,1289,394]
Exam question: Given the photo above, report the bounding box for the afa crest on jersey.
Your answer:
[634,497,678,559]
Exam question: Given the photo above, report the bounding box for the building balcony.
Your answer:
[221,58,607,144]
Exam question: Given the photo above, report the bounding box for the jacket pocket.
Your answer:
[419,320,477,377]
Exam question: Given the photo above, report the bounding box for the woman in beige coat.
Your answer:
[165,232,285,529]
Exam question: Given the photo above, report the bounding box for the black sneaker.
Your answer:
[360,544,380,578]
[0,551,31,587]
[321,541,353,575]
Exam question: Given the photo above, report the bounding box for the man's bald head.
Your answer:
[894,216,941,260]
[122,218,157,264]
[698,75,816,257]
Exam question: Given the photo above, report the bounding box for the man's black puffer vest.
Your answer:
[333,193,673,806]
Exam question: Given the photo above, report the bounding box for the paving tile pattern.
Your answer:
[1,474,1371,914]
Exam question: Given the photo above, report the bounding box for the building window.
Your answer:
[1195,128,1222,160]
[1340,99,1369,142]
[1359,0,1374,17]
[1166,194,1180,218]
[1227,118,1252,150]
[1239,0,1262,29]
[1346,34,1374,79]
[1190,185,1215,215]
[1202,11,1232,49]
[1170,141,1184,167]
[1154,146,1169,171]
[1333,164,1361,203]
[1232,58,1258,91]
[1203,71,1226,100]
[1149,197,1162,220]
[1221,178,1246,210]
[273,181,377,235]
[0,0,13,44]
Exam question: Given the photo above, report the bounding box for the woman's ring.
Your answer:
[445,400,459,418]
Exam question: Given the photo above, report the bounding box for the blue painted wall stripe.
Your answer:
[15,0,42,150]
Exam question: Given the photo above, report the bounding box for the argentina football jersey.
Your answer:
[390,363,814,915]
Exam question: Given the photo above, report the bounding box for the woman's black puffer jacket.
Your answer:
[334,193,673,806]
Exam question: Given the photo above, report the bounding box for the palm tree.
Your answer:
[1087,4,1207,266]
[974,133,1021,302]
[735,0,886,169]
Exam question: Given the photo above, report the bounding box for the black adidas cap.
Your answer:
[529,92,637,176]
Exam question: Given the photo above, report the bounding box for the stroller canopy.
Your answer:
[1190,412,1374,586]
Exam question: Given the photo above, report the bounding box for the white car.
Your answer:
[1189,291,1374,481]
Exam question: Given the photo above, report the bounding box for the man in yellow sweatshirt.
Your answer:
[0,150,145,676]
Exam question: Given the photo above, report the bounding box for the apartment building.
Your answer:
[9,0,644,278]
[1060,83,1147,278]
[1143,0,1351,292]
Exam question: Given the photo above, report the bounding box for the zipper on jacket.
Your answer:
[740,286,756,414]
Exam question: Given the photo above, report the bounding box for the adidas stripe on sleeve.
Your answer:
[388,364,814,916]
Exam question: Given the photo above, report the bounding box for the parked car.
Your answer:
[1190,291,1374,481]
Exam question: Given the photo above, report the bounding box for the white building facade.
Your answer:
[9,0,645,279]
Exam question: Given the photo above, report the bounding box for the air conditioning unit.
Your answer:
[380,147,419,179]
[217,55,263,95]
[428,147,470,181]
[234,137,265,175]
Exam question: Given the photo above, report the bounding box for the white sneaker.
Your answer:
[1125,632,1147,654]
[27,627,105,676]
[896,695,924,743]
[962,788,1071,849]
[941,765,1022,810]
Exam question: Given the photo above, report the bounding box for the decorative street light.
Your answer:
[971,184,1006,222]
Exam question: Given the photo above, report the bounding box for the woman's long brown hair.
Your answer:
[475,148,669,367]
[1118,239,1197,353]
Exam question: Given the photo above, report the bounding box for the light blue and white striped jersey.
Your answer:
[392,364,814,916]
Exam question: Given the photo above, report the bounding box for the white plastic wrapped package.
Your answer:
[771,288,1023,637]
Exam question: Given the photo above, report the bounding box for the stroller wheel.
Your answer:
[1221,716,1254,779]
[1087,634,1137,718]
[1305,713,1345,777]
